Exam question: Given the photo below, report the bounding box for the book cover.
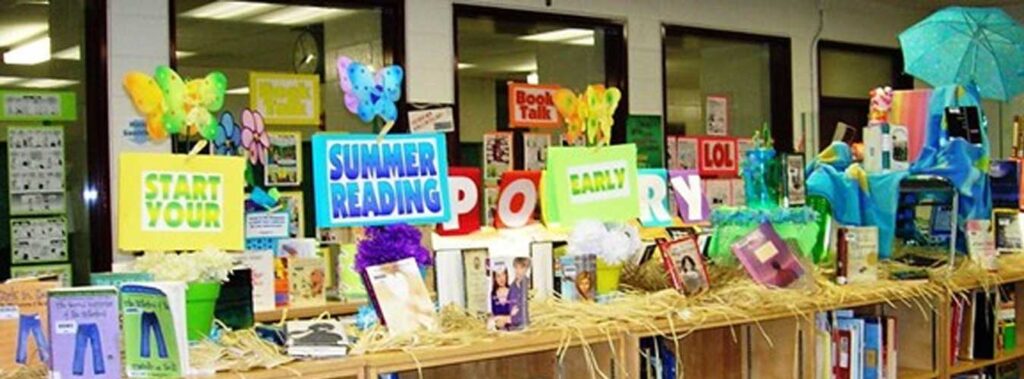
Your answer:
[836,316,865,379]
[863,318,883,379]
[835,328,853,379]
[530,242,554,299]
[991,160,1021,209]
[677,137,698,170]
[48,287,121,379]
[952,298,964,363]
[236,250,276,312]
[703,179,731,209]
[974,291,997,360]
[839,226,879,284]
[214,268,254,331]
[274,257,289,307]
[863,123,891,172]
[487,256,531,331]
[560,254,597,302]
[365,258,437,334]
[287,256,327,308]
[967,220,999,271]
[884,317,898,379]
[994,209,1024,254]
[0,279,58,371]
[783,154,806,206]
[433,249,464,308]
[90,272,153,287]
[658,237,710,295]
[285,319,350,358]
[730,222,805,287]
[891,125,910,171]
[463,249,490,314]
[121,282,189,378]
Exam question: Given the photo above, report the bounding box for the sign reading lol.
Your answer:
[312,133,451,227]
[118,153,245,251]
[507,83,561,128]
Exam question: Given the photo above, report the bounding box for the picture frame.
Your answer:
[265,132,302,187]
[705,95,729,136]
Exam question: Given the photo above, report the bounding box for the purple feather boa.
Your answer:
[355,223,432,272]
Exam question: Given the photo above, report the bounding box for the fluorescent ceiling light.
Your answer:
[0,76,25,86]
[566,36,595,46]
[457,63,475,70]
[526,72,539,85]
[19,78,77,89]
[3,36,50,65]
[507,63,538,72]
[176,50,197,59]
[226,86,249,95]
[520,28,593,43]
[182,1,281,20]
[254,6,348,25]
[0,23,48,49]
[52,45,80,60]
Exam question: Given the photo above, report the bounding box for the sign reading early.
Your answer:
[312,133,451,227]
[507,83,561,128]
[544,144,639,226]
[119,153,245,251]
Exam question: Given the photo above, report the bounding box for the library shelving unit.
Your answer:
[215,259,1024,379]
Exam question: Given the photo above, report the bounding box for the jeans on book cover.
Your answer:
[15,313,49,364]
[140,311,168,358]
[72,323,105,375]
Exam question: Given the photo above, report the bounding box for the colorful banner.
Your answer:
[0,90,77,121]
[118,153,246,251]
[312,133,451,227]
[249,72,321,125]
[544,144,639,226]
[626,115,664,169]
[507,83,561,128]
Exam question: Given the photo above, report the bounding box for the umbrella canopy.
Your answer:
[899,6,1024,101]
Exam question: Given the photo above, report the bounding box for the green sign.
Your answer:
[543,144,640,227]
[0,90,77,121]
[626,115,664,168]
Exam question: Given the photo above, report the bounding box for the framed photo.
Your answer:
[659,236,710,295]
[462,248,490,315]
[784,154,807,206]
[265,132,302,186]
[278,191,305,238]
[522,133,551,171]
[483,132,513,184]
[677,137,699,170]
[994,209,1024,254]
[11,217,68,264]
[11,263,72,286]
[705,95,729,136]
[8,126,66,215]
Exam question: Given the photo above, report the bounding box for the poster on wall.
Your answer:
[265,132,302,186]
[705,95,729,136]
[311,133,451,228]
[409,107,455,133]
[626,115,665,169]
[483,132,513,184]
[523,133,551,171]
[249,72,321,125]
[0,90,76,121]
[543,144,640,226]
[117,153,246,251]
[8,126,66,215]
[507,83,561,128]
[10,217,68,264]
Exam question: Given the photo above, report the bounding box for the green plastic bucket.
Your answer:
[185,281,221,342]
[595,259,622,295]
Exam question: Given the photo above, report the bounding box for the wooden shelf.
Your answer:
[948,349,1024,375]
[897,367,937,379]
[210,358,365,379]
[253,301,364,323]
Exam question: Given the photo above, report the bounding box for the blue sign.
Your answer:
[312,133,451,227]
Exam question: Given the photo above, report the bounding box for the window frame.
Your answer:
[661,25,794,153]
[452,4,628,166]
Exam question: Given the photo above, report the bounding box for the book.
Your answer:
[658,236,710,295]
[121,282,189,378]
[730,222,805,288]
[863,123,891,172]
[287,256,327,307]
[365,257,437,334]
[967,220,999,271]
[891,125,910,171]
[703,179,731,208]
[974,291,997,360]
[994,209,1024,254]
[946,106,983,144]
[529,242,554,299]
[677,137,698,170]
[836,316,865,379]
[783,154,806,206]
[214,268,254,330]
[863,318,883,379]
[952,298,965,363]
[884,317,897,379]
[237,250,276,312]
[285,319,351,358]
[274,257,289,307]
[560,254,596,302]
[487,256,531,331]
[990,160,1021,209]
[463,249,490,314]
[837,226,879,284]
[48,286,121,379]
[0,279,58,371]
[835,328,853,379]
[433,249,465,308]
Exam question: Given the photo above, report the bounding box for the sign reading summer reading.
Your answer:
[118,153,245,251]
[544,144,640,226]
[312,133,451,227]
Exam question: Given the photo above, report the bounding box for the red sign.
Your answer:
[436,167,482,236]
[507,83,561,128]
[697,137,738,177]
[495,171,542,228]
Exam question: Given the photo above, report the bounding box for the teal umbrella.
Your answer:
[899,6,1024,100]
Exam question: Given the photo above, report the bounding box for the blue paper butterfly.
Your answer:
[337,56,404,123]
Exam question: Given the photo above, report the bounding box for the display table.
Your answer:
[253,301,365,323]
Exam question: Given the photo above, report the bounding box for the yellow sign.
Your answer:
[118,152,246,251]
[249,72,321,125]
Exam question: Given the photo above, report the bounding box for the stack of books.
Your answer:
[950,291,998,365]
[816,310,897,379]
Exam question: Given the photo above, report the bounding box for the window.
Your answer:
[0,0,102,283]
[663,26,792,152]
[174,0,403,237]
[454,5,627,168]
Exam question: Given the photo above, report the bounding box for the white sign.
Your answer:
[409,107,455,133]
[245,212,290,238]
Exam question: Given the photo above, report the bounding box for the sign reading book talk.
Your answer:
[507,83,561,128]
[544,144,639,226]
[118,153,245,251]
[312,133,451,227]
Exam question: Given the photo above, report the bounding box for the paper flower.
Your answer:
[213,111,243,156]
[133,248,235,283]
[355,223,431,272]
[568,220,641,265]
[241,108,269,165]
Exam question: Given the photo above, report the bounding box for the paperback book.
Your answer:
[365,258,437,334]
[48,286,121,379]
[236,251,276,312]
[837,226,879,285]
[0,279,58,371]
[730,222,805,288]
[287,256,327,307]
[488,256,531,331]
[559,254,596,302]
[658,236,710,295]
[967,220,999,271]
[463,249,490,314]
[121,282,189,378]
